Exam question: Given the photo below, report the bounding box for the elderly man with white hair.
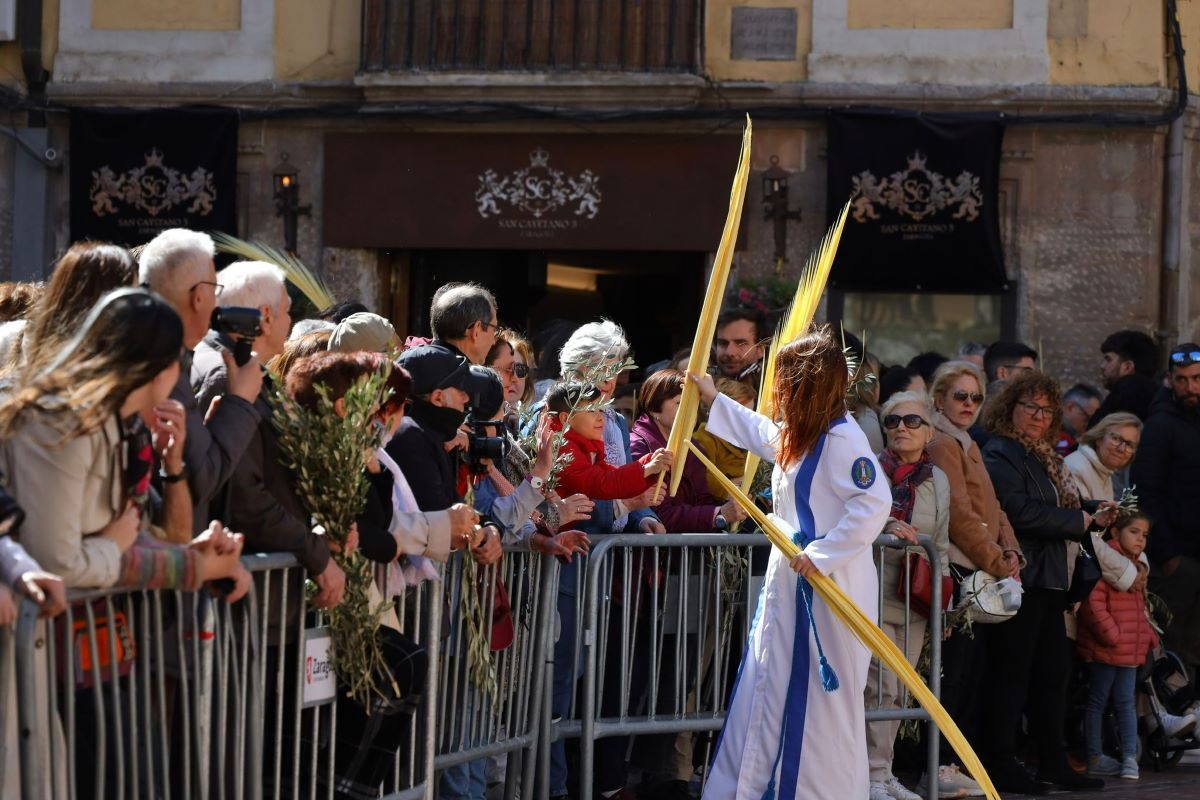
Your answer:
[190,260,345,609]
[138,228,263,536]
[528,318,664,800]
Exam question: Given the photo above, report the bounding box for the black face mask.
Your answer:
[409,397,468,442]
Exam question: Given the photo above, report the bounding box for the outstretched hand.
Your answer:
[688,372,718,406]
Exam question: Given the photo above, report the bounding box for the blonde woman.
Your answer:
[1067,413,1148,594]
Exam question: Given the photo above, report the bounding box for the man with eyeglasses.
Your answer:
[138,229,264,534]
[1132,343,1200,681]
[1055,383,1102,456]
[430,282,500,366]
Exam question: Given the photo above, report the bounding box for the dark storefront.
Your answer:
[324,131,746,367]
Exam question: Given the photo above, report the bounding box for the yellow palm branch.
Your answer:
[661,115,753,497]
[739,202,850,493]
[687,441,999,800]
[210,232,336,310]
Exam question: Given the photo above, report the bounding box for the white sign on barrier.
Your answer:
[302,628,336,707]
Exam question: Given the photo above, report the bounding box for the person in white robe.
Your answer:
[694,330,892,800]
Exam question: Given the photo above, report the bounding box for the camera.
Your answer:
[210,307,262,366]
[461,365,510,474]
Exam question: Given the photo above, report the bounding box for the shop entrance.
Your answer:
[399,248,706,371]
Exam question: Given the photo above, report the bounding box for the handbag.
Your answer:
[56,599,137,689]
[957,570,1023,624]
[1066,538,1103,606]
[896,551,955,618]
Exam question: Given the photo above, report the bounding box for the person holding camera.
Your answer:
[386,344,503,566]
[138,231,264,534]
[466,365,592,559]
[189,260,347,609]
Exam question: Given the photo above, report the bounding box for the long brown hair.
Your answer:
[0,288,183,441]
[772,325,850,469]
[11,242,137,376]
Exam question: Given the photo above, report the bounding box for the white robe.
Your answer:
[701,395,891,800]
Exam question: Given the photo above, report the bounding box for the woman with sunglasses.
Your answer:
[486,332,535,430]
[866,391,952,800]
[922,360,1021,796]
[978,371,1116,793]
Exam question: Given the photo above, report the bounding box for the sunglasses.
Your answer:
[506,363,529,379]
[1170,350,1200,366]
[951,390,984,404]
[883,414,930,430]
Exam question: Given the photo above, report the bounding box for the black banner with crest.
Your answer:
[827,111,1007,293]
[70,108,238,247]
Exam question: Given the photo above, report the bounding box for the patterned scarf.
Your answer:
[878,448,934,524]
[1012,431,1082,510]
[122,414,154,512]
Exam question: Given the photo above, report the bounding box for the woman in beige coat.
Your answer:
[923,360,1023,797]
[865,391,952,800]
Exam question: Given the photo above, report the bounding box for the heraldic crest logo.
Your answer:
[89,149,218,219]
[475,147,603,220]
[850,150,982,224]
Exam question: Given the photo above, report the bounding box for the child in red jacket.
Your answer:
[1076,511,1158,781]
[544,382,673,521]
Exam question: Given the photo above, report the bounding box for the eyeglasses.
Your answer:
[1017,400,1055,419]
[1105,431,1139,452]
[883,414,930,430]
[500,363,529,379]
[189,280,223,296]
[951,390,984,404]
[1171,350,1200,367]
[478,320,503,335]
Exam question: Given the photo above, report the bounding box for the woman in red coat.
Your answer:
[1076,511,1158,781]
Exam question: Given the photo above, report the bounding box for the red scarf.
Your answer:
[878,449,933,524]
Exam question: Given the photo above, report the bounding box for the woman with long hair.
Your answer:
[0,288,247,593]
[693,325,892,800]
[1,241,138,378]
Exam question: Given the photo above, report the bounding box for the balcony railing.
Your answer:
[360,0,700,73]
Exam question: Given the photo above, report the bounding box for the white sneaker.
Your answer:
[869,780,896,800]
[883,776,922,800]
[937,764,985,797]
[1163,711,1197,738]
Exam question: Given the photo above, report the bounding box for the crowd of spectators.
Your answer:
[0,232,1198,800]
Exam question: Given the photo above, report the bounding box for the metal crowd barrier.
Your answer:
[8,533,947,800]
[560,532,945,800]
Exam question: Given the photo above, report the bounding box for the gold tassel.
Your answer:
[686,441,999,800]
[661,115,754,497]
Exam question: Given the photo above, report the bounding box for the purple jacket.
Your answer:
[629,414,721,533]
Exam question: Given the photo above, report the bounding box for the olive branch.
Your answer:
[268,368,398,712]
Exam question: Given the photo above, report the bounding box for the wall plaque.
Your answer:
[730,7,797,61]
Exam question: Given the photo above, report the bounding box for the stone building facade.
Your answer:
[0,0,1197,383]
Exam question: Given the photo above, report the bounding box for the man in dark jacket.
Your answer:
[138,229,263,534]
[386,343,502,563]
[193,261,346,610]
[1090,329,1160,426]
[1131,342,1200,668]
[429,282,499,366]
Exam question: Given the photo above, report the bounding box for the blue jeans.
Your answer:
[550,576,580,796]
[1085,662,1138,760]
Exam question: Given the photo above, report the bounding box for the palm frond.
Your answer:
[663,115,753,497]
[739,201,850,492]
[210,232,336,310]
